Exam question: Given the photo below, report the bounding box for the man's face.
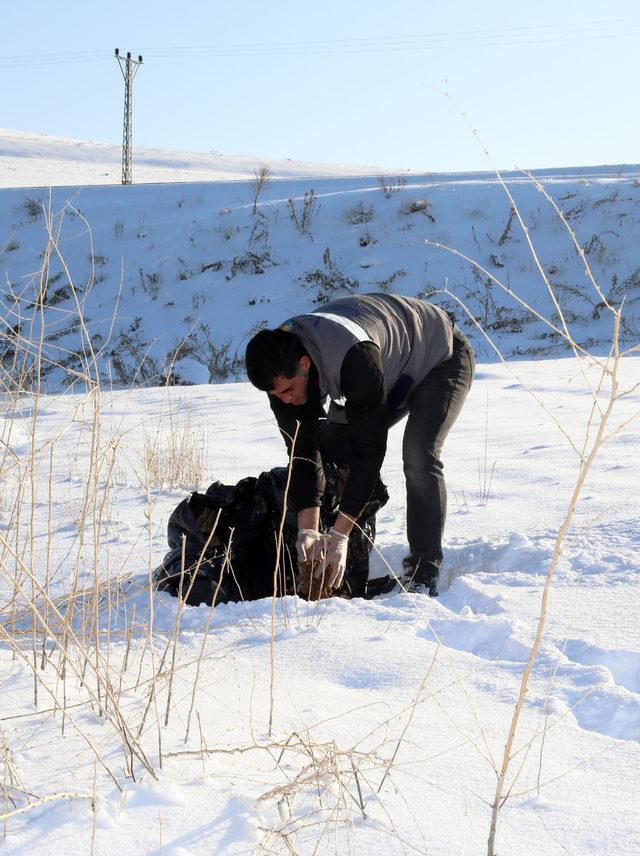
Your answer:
[269,355,311,406]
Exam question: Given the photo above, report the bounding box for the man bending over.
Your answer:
[244,292,474,596]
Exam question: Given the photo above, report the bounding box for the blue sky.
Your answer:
[3,1,638,172]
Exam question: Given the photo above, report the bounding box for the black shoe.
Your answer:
[363,574,400,598]
[402,555,439,597]
[406,577,438,597]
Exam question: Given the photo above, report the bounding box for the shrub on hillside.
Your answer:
[344,202,375,225]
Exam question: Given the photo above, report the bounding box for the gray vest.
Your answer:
[282,293,453,415]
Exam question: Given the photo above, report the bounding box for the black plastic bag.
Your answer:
[154,464,389,606]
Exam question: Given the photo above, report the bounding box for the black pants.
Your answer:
[320,328,474,580]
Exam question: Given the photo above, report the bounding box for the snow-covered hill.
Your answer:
[0,128,402,188]
[1,153,639,390]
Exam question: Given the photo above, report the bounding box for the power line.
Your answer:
[147,17,640,51]
[4,16,640,57]
[2,18,640,67]
[144,30,640,57]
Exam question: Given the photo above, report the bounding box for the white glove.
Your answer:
[295,528,327,563]
[314,527,349,589]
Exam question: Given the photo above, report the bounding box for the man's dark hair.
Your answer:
[245,328,307,391]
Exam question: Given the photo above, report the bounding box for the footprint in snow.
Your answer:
[548,639,640,743]
[438,576,504,617]
[416,613,531,663]
[439,532,554,592]
[563,683,640,742]
[563,639,640,694]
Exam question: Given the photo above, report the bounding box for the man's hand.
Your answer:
[315,527,349,589]
[295,528,326,563]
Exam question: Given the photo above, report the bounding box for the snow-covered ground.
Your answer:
[0,132,638,854]
[1,358,638,855]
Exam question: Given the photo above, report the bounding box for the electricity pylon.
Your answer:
[114,48,143,185]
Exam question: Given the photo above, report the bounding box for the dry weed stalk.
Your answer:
[163,515,224,728]
[287,189,320,235]
[268,421,299,737]
[0,543,156,779]
[0,790,94,823]
[0,621,122,790]
[434,247,631,856]
[183,595,217,744]
[168,729,384,849]
[378,174,407,199]
[486,314,624,855]
[0,202,165,800]
[258,734,372,841]
[249,161,272,216]
[377,645,440,794]
[431,90,637,855]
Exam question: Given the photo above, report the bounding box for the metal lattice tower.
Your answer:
[114,48,143,185]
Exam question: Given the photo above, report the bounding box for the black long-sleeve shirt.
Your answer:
[269,341,388,519]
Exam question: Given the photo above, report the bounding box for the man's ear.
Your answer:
[299,355,311,376]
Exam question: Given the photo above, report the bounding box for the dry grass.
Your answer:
[139,409,207,491]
